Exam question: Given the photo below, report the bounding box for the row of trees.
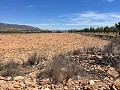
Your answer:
[69,22,120,35]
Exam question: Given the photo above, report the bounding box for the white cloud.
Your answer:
[60,11,120,27]
[25,11,120,30]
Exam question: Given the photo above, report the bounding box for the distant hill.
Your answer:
[0,22,40,30]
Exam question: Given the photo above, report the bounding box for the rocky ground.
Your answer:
[0,49,120,90]
[0,33,119,90]
[0,33,108,63]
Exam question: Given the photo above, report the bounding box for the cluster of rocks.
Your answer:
[0,47,120,90]
[0,75,120,90]
[0,74,39,90]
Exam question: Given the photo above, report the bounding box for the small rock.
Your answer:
[43,88,51,90]
[24,79,31,85]
[5,77,11,81]
[19,82,25,87]
[67,78,74,86]
[112,85,117,90]
[107,67,119,77]
[96,55,103,59]
[0,80,6,85]
[104,77,113,83]
[64,86,68,90]
[78,79,86,84]
[41,78,50,85]
[13,76,24,81]
[13,84,21,88]
[114,79,120,90]
[0,76,5,80]
[89,80,95,86]
[32,87,39,90]
[83,86,92,90]
[7,85,16,90]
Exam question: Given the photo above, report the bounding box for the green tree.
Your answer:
[115,22,120,35]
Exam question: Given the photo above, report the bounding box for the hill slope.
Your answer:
[0,22,40,30]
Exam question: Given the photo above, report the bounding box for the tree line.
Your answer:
[68,22,120,35]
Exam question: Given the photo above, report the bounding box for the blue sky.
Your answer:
[0,0,120,30]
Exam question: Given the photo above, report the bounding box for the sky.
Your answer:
[0,0,120,30]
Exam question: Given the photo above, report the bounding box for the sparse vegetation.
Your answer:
[26,52,38,66]
[37,39,120,84]
[37,53,80,83]
[0,33,119,90]
[0,60,20,77]
[24,52,47,69]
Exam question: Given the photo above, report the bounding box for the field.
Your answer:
[0,33,120,90]
[0,33,108,62]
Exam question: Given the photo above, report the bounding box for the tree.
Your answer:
[115,22,120,35]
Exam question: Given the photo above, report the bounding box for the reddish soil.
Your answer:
[0,33,109,62]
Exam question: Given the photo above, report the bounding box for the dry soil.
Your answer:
[0,33,109,63]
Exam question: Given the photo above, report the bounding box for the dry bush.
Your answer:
[105,37,120,54]
[24,52,47,67]
[0,61,4,71]
[84,46,102,55]
[72,49,82,55]
[1,60,20,77]
[104,37,120,71]
[27,52,38,66]
[37,53,80,83]
[0,53,47,77]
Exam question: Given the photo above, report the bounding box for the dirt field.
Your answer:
[0,33,109,62]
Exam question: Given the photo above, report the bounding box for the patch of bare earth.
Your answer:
[0,33,120,90]
[0,33,108,62]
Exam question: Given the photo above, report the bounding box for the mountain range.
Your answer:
[0,22,40,30]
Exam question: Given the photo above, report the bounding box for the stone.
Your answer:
[107,67,119,77]
[114,79,120,90]
[19,82,25,87]
[104,77,113,83]
[0,76,5,80]
[0,80,6,85]
[112,85,117,90]
[64,86,68,90]
[43,88,51,90]
[5,77,12,81]
[78,79,86,84]
[24,79,31,85]
[7,86,16,90]
[13,84,21,88]
[67,78,74,86]
[83,86,92,90]
[13,76,24,81]
[96,55,102,59]
[32,87,39,90]
[41,78,50,85]
[89,80,95,86]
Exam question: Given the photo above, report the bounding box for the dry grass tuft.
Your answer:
[37,53,80,83]
[1,60,20,77]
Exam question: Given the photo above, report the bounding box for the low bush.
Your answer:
[37,53,80,83]
[27,52,38,66]
[0,61,4,71]
[1,60,20,77]
[24,52,47,67]
[72,49,82,55]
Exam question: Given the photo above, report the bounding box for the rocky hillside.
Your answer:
[0,22,40,30]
